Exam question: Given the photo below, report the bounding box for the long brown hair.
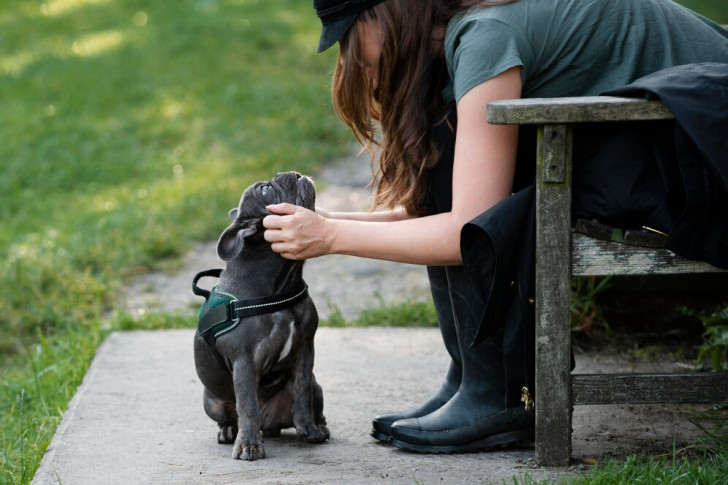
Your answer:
[331,0,518,215]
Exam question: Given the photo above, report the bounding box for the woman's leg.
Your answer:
[370,266,462,441]
[388,266,534,453]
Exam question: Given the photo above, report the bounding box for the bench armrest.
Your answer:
[487,96,673,125]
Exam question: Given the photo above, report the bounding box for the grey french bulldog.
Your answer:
[193,171,329,461]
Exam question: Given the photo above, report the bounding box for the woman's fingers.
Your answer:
[266,203,297,215]
[262,205,330,260]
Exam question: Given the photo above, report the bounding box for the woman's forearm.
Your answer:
[264,204,466,264]
[329,211,464,266]
[320,207,411,222]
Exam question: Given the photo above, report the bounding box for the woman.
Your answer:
[263,0,728,453]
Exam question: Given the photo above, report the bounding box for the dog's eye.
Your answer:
[260,185,270,196]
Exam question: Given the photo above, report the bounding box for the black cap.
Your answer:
[314,0,386,53]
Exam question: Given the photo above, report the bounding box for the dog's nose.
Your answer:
[274,171,301,180]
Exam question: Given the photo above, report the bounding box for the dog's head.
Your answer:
[216,171,316,261]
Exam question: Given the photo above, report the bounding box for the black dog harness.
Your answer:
[193,269,309,373]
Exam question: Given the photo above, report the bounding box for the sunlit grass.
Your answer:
[40,0,113,18]
[70,29,125,57]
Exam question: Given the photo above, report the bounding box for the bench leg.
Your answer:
[535,124,573,466]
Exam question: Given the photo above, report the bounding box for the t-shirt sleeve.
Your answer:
[447,17,527,102]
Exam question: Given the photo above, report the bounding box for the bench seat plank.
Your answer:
[572,233,725,276]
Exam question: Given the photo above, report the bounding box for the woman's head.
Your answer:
[318,0,517,215]
[330,0,452,214]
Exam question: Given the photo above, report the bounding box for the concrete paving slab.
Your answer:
[32,328,566,485]
[32,327,710,484]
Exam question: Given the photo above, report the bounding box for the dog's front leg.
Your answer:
[231,359,265,460]
[292,338,330,443]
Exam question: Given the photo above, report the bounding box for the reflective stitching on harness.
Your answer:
[233,286,308,312]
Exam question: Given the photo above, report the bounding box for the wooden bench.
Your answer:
[487,95,728,466]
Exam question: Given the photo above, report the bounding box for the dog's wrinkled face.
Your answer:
[238,171,316,217]
[217,172,316,261]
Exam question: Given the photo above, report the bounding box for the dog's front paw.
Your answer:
[217,425,237,444]
[299,423,330,444]
[232,436,265,461]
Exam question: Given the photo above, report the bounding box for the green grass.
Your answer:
[322,297,438,328]
[569,445,728,485]
[514,431,728,485]
[0,1,349,482]
[0,0,726,484]
[0,0,348,353]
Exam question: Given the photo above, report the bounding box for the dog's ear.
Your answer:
[228,208,238,220]
[216,220,257,261]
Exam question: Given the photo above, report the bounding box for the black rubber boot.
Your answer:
[370,266,462,442]
[389,266,534,453]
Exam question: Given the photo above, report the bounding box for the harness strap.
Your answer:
[200,328,229,372]
[197,284,309,336]
[193,269,310,374]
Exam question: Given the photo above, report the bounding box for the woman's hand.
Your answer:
[263,203,335,260]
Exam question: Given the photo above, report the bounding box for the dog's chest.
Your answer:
[253,319,299,368]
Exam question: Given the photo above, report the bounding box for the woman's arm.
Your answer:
[263,67,522,265]
[317,207,411,222]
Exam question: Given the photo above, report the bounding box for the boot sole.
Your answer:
[389,427,534,454]
[370,429,391,443]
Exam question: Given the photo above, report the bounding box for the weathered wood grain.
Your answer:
[488,96,674,124]
[572,373,728,405]
[572,233,726,276]
[535,124,574,467]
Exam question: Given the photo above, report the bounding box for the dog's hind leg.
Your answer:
[203,388,238,444]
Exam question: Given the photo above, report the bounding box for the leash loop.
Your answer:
[192,268,223,299]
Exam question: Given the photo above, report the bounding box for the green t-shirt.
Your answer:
[444,0,728,102]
